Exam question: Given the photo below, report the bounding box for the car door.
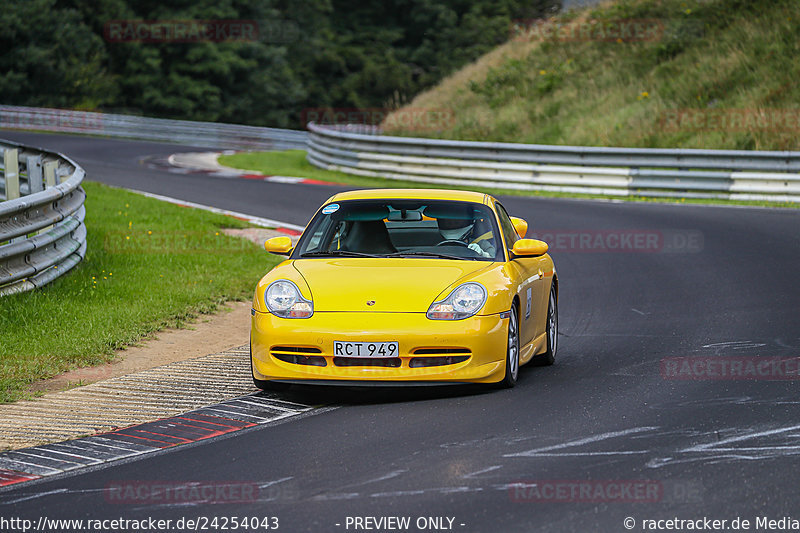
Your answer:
[495,202,548,344]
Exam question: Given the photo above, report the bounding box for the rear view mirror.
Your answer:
[511,239,548,257]
[387,210,423,222]
[264,236,293,256]
[511,217,528,238]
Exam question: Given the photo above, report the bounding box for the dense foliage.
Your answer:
[0,0,560,128]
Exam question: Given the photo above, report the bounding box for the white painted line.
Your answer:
[257,476,294,489]
[267,176,305,183]
[12,451,84,466]
[30,448,103,464]
[370,489,426,498]
[684,424,800,452]
[208,171,244,178]
[198,407,276,422]
[509,451,650,457]
[87,437,158,453]
[0,458,62,475]
[227,399,300,414]
[462,465,502,479]
[0,489,69,505]
[352,470,408,487]
[49,443,128,460]
[242,395,315,410]
[706,446,800,452]
[504,426,657,457]
[125,189,304,231]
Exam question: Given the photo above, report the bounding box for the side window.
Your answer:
[495,203,519,250]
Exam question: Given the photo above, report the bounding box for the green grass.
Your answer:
[219,149,427,189]
[385,0,800,152]
[220,149,800,209]
[0,182,280,403]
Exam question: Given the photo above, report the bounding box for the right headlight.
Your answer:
[265,280,313,318]
[426,282,487,320]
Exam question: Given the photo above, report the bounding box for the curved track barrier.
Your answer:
[0,105,307,151]
[306,123,800,202]
[0,140,87,296]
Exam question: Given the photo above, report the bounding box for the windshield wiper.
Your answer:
[300,250,382,258]
[384,251,471,261]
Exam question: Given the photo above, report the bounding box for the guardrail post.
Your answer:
[26,155,44,194]
[44,161,57,189]
[4,149,20,200]
[42,161,59,232]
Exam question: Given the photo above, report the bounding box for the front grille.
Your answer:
[409,355,470,368]
[271,346,326,366]
[333,357,402,368]
[272,353,327,366]
[412,348,471,355]
[272,346,322,354]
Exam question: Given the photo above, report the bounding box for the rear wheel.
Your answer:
[497,305,520,388]
[533,283,558,366]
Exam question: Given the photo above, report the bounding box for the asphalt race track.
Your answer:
[2,132,800,532]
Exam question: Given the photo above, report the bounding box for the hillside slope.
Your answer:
[383,0,800,151]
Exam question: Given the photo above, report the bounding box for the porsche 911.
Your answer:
[250,189,557,388]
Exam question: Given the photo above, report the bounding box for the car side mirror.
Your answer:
[511,239,548,257]
[264,236,293,256]
[510,217,528,238]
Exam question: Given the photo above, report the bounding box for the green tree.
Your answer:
[0,0,116,108]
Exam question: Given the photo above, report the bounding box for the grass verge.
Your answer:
[219,150,799,209]
[0,182,280,403]
[385,0,800,152]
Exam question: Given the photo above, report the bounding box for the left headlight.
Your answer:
[265,280,313,319]
[427,282,487,320]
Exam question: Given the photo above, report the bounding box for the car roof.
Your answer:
[327,188,491,204]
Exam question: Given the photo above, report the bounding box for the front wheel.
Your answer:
[497,305,520,388]
[533,283,558,366]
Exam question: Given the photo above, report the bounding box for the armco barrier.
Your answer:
[0,105,308,151]
[306,123,800,202]
[0,140,87,296]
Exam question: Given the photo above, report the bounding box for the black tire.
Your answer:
[497,305,520,388]
[533,282,558,366]
[251,348,291,392]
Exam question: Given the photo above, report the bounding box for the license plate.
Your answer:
[334,341,399,358]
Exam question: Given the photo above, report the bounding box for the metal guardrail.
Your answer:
[0,140,87,296]
[0,105,308,151]
[306,123,800,202]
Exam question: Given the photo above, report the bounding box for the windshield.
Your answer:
[293,199,503,261]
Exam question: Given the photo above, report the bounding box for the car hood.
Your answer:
[292,258,496,313]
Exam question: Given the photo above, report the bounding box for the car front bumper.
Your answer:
[250,309,508,384]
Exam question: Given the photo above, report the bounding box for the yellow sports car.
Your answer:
[250,189,557,388]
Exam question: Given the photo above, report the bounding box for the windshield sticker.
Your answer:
[321,203,340,215]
